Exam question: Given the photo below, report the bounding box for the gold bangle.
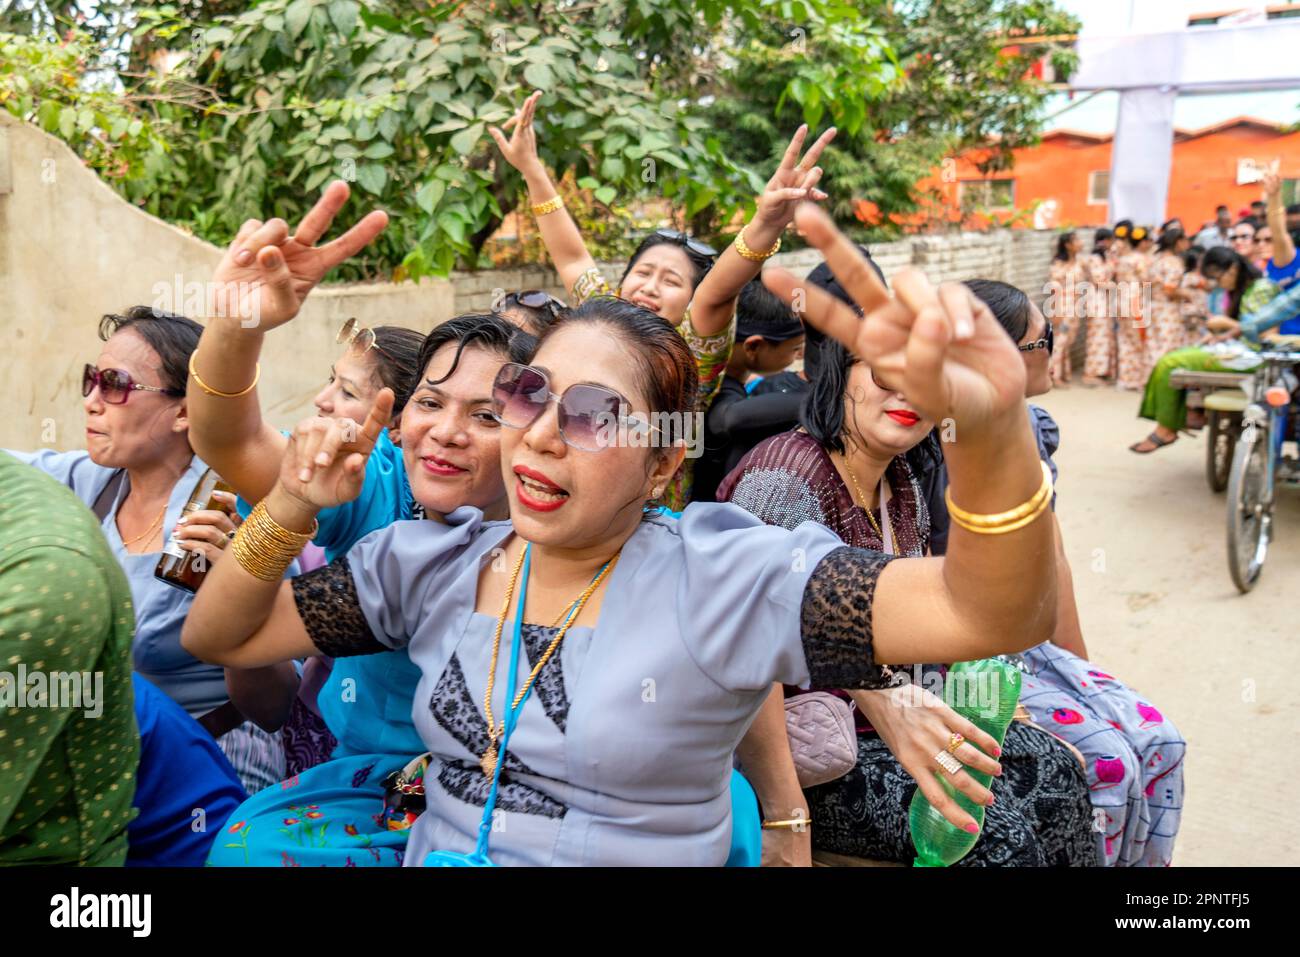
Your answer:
[231,499,317,582]
[761,817,812,831]
[945,461,1054,536]
[189,352,260,399]
[734,225,782,262]
[531,195,564,217]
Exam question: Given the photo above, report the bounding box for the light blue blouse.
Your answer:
[340,503,852,866]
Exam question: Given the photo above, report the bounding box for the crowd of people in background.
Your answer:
[3,93,1191,870]
[1042,173,1299,454]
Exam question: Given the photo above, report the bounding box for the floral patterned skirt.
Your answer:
[209,752,412,867]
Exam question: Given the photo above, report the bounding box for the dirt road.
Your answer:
[1037,383,1299,866]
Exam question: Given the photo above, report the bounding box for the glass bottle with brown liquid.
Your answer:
[155,468,236,593]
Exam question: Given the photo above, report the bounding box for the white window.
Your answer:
[1087,170,1109,205]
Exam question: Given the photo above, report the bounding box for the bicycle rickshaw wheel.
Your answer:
[1226,422,1274,593]
[1205,411,1237,493]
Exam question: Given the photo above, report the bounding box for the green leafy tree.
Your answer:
[703,0,1080,236]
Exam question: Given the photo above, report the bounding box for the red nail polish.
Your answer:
[992,746,1002,757]
[964,823,980,834]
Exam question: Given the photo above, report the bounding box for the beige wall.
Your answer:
[0,114,1070,452]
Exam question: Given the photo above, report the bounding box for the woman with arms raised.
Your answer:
[491,91,833,506]
[183,203,1057,866]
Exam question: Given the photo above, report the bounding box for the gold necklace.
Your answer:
[120,504,167,547]
[840,454,886,543]
[481,544,620,778]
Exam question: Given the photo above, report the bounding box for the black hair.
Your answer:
[1216,205,1230,215]
[98,306,203,394]
[1234,218,1257,232]
[800,336,943,478]
[619,233,715,292]
[802,246,888,381]
[415,313,536,393]
[1053,231,1077,262]
[1182,249,1201,272]
[736,279,801,341]
[1092,227,1113,257]
[493,291,565,337]
[963,279,1031,343]
[1200,247,1261,318]
[367,327,426,417]
[1157,226,1186,254]
[535,297,698,446]
[1286,203,1300,217]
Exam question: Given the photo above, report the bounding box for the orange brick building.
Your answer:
[910,116,1300,234]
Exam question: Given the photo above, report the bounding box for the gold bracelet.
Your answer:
[531,195,565,217]
[761,817,812,831]
[231,499,317,582]
[734,225,782,262]
[945,461,1054,536]
[189,352,260,399]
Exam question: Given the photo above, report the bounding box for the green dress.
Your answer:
[1137,279,1279,432]
[0,452,137,865]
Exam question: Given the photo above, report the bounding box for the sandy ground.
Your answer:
[1035,383,1299,866]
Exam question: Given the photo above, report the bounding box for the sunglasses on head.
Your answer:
[83,364,183,405]
[500,290,566,318]
[336,318,394,360]
[1231,232,1255,242]
[492,362,659,452]
[1019,318,1054,354]
[654,229,718,260]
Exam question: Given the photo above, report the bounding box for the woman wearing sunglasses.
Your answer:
[965,280,1186,866]
[3,307,288,794]
[184,203,1061,867]
[717,333,1096,868]
[491,91,833,507]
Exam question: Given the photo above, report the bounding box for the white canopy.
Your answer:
[1068,17,1300,223]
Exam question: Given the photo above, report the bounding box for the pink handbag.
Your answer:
[783,692,858,789]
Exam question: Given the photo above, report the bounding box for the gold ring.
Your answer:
[945,732,966,754]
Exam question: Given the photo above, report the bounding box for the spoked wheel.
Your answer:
[1205,411,1237,493]
[1226,422,1274,593]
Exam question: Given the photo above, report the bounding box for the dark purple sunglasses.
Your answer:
[492,363,658,451]
[83,364,183,405]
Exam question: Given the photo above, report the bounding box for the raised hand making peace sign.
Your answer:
[209,181,389,332]
[752,124,835,232]
[763,204,1027,436]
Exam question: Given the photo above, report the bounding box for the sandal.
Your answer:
[1129,432,1176,454]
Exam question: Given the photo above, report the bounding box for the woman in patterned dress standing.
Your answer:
[1146,227,1193,365]
[1115,225,1156,390]
[1048,231,1088,386]
[1082,227,1117,385]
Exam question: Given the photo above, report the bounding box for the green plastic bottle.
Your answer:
[908,658,1022,867]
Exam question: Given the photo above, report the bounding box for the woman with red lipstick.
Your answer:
[491,91,834,507]
[199,310,538,867]
[184,203,1062,867]
[965,279,1186,867]
[717,336,1096,867]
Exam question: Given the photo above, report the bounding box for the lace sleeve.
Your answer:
[290,556,389,658]
[799,546,898,689]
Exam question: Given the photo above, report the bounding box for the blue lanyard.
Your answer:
[470,543,595,862]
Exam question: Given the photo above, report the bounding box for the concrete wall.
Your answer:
[0,114,1069,452]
